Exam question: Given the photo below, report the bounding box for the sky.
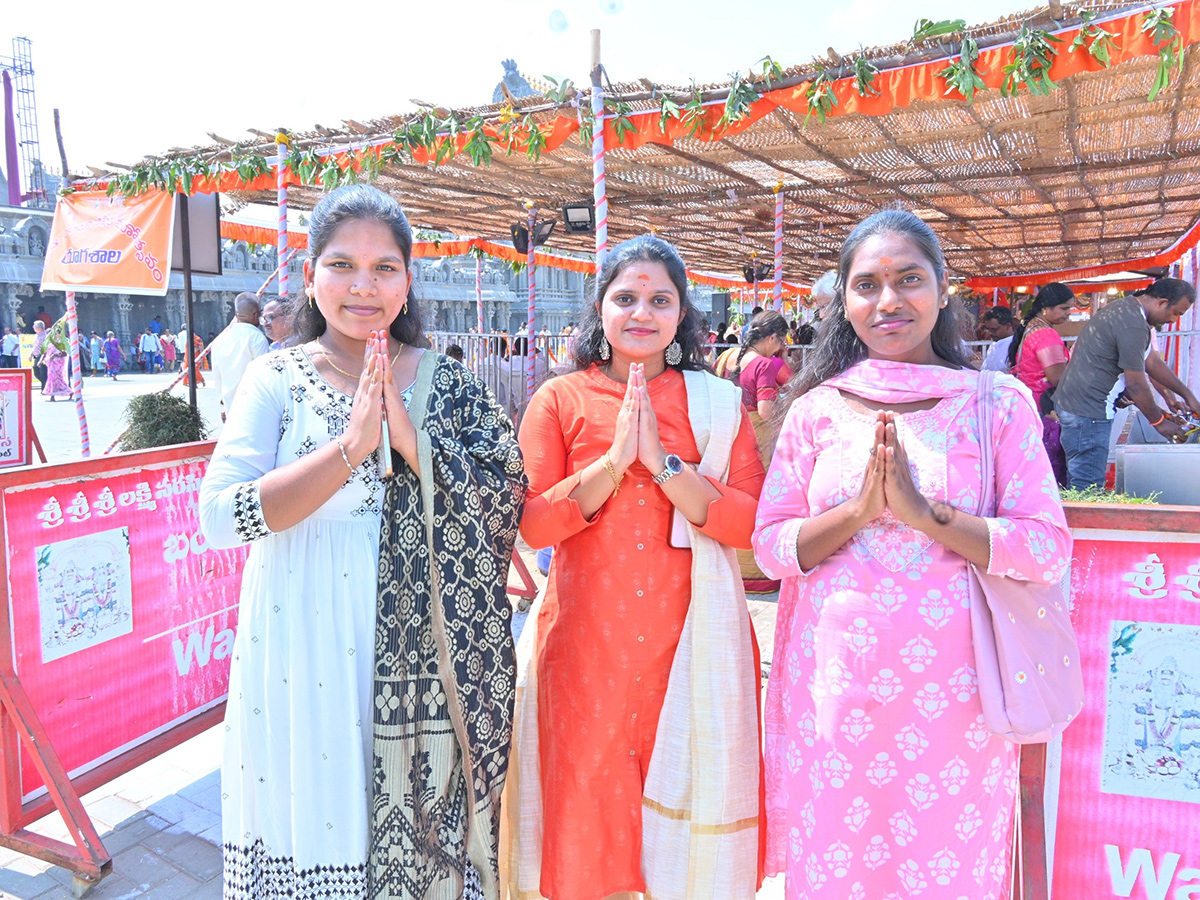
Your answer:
[5,0,1030,176]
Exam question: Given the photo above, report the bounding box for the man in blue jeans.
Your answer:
[1054,279,1197,489]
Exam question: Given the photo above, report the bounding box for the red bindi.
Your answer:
[637,273,650,281]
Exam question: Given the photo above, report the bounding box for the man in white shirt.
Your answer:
[979,306,1015,372]
[209,293,270,422]
[1,328,19,368]
[136,328,162,373]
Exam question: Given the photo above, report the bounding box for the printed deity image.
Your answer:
[36,527,134,664]
[1101,619,1200,803]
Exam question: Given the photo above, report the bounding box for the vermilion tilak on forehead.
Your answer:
[636,273,651,281]
[879,257,894,266]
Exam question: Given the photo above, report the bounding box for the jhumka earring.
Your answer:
[665,338,683,366]
[598,336,611,361]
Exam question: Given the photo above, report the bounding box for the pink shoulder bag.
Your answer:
[969,371,1085,744]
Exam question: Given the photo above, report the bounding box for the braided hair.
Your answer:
[733,310,789,376]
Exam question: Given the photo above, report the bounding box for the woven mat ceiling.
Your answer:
[113,1,1200,283]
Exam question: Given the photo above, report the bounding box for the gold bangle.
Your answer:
[335,438,355,475]
[601,453,622,496]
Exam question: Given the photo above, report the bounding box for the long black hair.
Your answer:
[571,234,709,371]
[292,184,426,347]
[773,210,971,425]
[1007,282,1073,369]
[734,309,789,375]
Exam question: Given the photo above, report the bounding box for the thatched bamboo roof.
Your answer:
[87,0,1200,284]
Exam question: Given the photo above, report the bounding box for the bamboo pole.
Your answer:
[525,204,538,401]
[276,138,289,299]
[590,29,609,272]
[773,185,784,311]
[53,109,90,457]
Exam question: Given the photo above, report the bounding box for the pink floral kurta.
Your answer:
[753,360,1071,900]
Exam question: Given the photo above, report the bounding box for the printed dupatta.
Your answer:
[369,352,527,900]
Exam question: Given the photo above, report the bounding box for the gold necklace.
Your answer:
[314,339,402,379]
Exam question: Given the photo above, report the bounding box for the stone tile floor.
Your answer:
[0,547,784,899]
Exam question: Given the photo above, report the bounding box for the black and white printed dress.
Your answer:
[200,347,413,900]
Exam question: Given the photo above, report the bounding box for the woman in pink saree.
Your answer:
[753,211,1071,899]
[1008,283,1073,485]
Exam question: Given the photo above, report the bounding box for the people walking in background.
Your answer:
[161,330,177,372]
[137,328,161,374]
[1,327,19,368]
[31,320,49,391]
[513,235,766,900]
[1054,278,1197,488]
[444,343,464,362]
[40,317,72,402]
[102,331,125,379]
[754,210,1072,897]
[208,293,270,422]
[88,331,102,376]
[260,298,296,350]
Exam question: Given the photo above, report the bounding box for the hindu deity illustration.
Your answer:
[37,527,134,663]
[1102,620,1200,803]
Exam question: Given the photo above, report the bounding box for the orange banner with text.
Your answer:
[41,190,176,296]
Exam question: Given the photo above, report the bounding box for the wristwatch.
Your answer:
[653,454,685,485]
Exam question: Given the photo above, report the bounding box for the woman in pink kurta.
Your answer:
[753,211,1072,899]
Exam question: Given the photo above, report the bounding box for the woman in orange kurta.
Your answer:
[518,235,766,900]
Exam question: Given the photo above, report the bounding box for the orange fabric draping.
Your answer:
[220,220,309,249]
[604,0,1199,149]
[690,271,809,296]
[966,214,1200,289]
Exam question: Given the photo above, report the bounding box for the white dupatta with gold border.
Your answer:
[505,370,760,900]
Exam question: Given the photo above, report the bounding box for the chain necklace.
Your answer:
[314,339,402,379]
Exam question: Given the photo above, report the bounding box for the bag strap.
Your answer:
[976,370,996,517]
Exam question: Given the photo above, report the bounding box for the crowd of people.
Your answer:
[187,183,1193,900]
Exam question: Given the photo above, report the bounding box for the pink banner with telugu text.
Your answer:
[1053,537,1200,899]
[1,453,246,798]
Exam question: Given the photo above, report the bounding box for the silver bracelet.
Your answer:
[335,438,355,475]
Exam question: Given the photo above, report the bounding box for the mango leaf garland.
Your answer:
[757,55,785,90]
[680,82,709,138]
[1142,7,1183,101]
[658,94,681,133]
[719,71,761,130]
[463,117,495,167]
[543,75,575,105]
[1070,9,1119,67]
[1001,24,1063,97]
[939,34,987,102]
[852,55,881,97]
[607,97,638,145]
[912,17,966,43]
[523,114,548,160]
[803,68,838,128]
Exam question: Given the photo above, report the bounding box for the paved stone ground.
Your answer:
[29,369,225,465]
[11,375,787,899]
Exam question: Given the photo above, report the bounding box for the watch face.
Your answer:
[666,454,684,474]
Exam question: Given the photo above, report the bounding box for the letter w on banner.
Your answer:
[40,190,176,295]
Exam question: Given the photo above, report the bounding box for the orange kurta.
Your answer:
[518,365,765,900]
